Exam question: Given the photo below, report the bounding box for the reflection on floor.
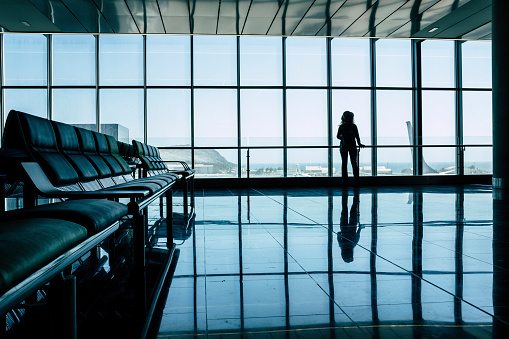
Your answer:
[157,185,509,338]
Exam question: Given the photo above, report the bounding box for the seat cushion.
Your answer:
[0,199,128,236]
[0,218,87,295]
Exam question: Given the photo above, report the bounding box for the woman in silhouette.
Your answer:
[337,111,364,186]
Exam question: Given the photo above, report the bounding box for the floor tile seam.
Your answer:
[382,223,509,273]
[354,245,509,326]
[195,189,212,333]
[243,189,381,335]
[199,189,504,329]
[244,190,508,328]
[234,189,369,333]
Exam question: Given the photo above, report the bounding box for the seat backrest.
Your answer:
[93,132,124,176]
[51,121,100,182]
[16,112,80,186]
[106,135,132,175]
[74,127,113,178]
[133,140,154,170]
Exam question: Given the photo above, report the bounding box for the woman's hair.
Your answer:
[341,111,354,125]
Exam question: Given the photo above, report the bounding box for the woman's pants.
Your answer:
[340,147,359,181]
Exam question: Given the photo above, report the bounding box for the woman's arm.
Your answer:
[354,125,365,148]
[337,125,342,140]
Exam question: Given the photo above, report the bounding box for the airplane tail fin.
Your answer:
[405,121,437,174]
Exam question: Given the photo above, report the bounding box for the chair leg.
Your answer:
[49,275,77,339]
[165,189,173,247]
[132,211,147,322]
[183,179,188,215]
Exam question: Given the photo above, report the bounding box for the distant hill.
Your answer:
[159,147,235,171]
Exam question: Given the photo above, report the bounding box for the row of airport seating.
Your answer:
[0,110,194,338]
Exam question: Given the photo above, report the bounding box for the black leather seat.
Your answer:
[0,199,127,236]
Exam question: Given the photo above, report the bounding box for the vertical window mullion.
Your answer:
[237,36,241,178]
[327,38,333,177]
[143,35,147,144]
[1,33,3,142]
[190,35,195,169]
[370,38,377,176]
[96,35,100,132]
[282,37,287,177]
[412,40,423,176]
[47,34,51,120]
[455,40,464,176]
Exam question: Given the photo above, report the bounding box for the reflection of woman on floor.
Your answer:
[338,188,363,263]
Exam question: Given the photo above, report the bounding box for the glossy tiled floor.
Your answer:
[156,185,509,338]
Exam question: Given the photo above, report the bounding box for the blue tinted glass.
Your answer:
[331,38,370,87]
[53,35,96,86]
[147,89,191,146]
[147,35,191,86]
[52,89,96,125]
[422,40,454,88]
[194,89,237,147]
[4,89,47,121]
[193,36,237,86]
[100,89,144,142]
[3,34,47,86]
[376,39,412,87]
[286,37,327,86]
[287,89,327,146]
[462,41,492,88]
[240,89,283,146]
[240,36,282,86]
[99,35,143,86]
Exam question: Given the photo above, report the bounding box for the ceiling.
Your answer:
[0,0,492,40]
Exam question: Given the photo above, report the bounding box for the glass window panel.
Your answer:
[377,90,412,145]
[422,91,455,175]
[331,38,370,87]
[99,35,143,86]
[287,89,327,146]
[286,37,326,86]
[3,34,47,86]
[423,90,455,145]
[240,36,282,86]
[463,91,492,174]
[421,40,455,88]
[241,149,283,178]
[376,39,412,87]
[52,35,95,86]
[147,89,191,147]
[332,90,371,176]
[52,89,96,126]
[100,89,144,142]
[422,147,456,175]
[194,148,238,178]
[146,35,191,86]
[240,89,282,146]
[193,36,237,86]
[287,148,328,177]
[462,41,492,88]
[4,89,47,121]
[161,149,192,172]
[377,90,413,175]
[194,89,237,147]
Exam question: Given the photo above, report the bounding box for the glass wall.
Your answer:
[0,34,492,178]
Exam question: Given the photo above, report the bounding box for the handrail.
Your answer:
[158,144,492,150]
